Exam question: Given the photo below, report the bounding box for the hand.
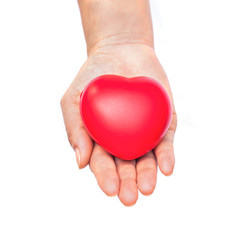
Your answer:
[60,41,177,206]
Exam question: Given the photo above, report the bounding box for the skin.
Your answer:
[60,0,177,206]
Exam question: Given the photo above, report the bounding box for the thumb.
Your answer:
[60,91,93,169]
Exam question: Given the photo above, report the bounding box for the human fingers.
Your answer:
[136,151,157,195]
[60,91,93,169]
[153,111,177,176]
[115,158,138,207]
[89,143,119,196]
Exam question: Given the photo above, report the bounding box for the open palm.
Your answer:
[61,43,177,206]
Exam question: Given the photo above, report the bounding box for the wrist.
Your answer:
[78,0,154,56]
[87,31,154,56]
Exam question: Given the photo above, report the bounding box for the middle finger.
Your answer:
[115,158,138,206]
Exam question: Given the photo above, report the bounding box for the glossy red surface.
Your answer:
[80,75,172,160]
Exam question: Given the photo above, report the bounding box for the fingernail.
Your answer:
[75,148,81,169]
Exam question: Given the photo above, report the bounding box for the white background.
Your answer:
[0,0,239,239]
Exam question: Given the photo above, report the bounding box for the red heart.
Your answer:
[80,75,172,160]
